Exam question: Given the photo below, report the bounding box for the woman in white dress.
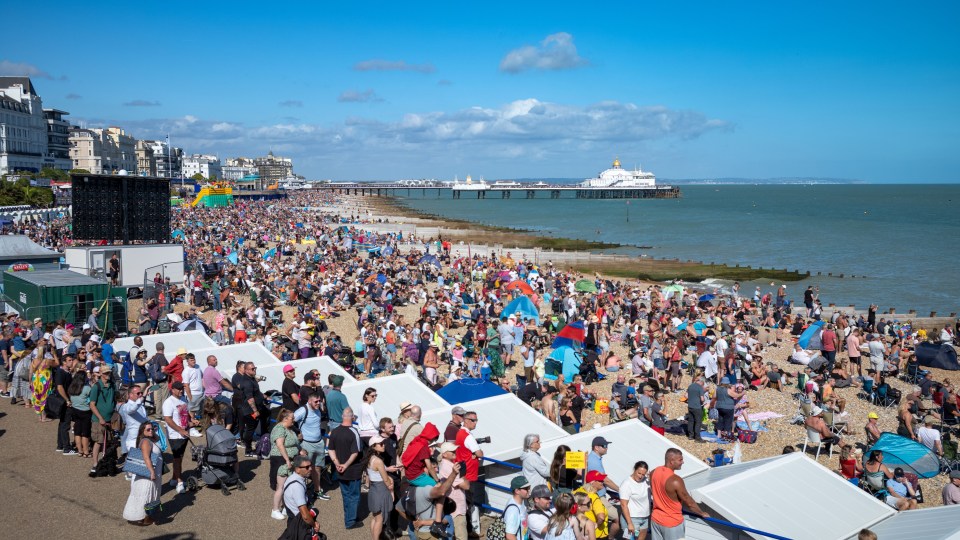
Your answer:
[358,388,380,445]
[123,422,162,526]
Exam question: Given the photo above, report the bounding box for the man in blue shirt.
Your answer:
[293,390,331,501]
[886,468,919,511]
[100,332,117,368]
[325,375,349,424]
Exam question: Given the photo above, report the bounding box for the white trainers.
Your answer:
[189,428,202,438]
[176,482,185,494]
[271,509,286,520]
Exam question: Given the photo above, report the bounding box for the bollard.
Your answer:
[888,308,896,314]
[950,313,957,318]
[930,312,937,318]
[829,303,836,307]
[817,272,821,276]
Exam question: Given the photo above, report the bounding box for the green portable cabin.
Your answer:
[2,269,125,331]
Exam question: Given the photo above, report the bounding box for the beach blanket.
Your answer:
[736,420,769,432]
[737,411,783,422]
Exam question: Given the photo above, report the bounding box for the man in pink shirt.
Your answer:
[821,324,839,371]
[846,329,862,376]
[202,354,233,404]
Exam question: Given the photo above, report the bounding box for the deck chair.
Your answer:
[802,426,834,460]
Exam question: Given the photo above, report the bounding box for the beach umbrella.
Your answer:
[496,270,512,279]
[867,433,940,479]
[262,247,277,260]
[698,294,716,303]
[505,280,534,295]
[171,229,185,239]
[381,246,395,256]
[554,320,586,344]
[177,319,210,333]
[574,279,598,293]
[418,254,441,268]
[226,252,239,265]
[501,296,540,325]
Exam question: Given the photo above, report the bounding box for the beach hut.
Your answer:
[682,452,895,540]
[844,505,960,540]
[915,342,960,371]
[341,373,448,417]
[112,330,216,358]
[436,378,507,405]
[501,295,540,324]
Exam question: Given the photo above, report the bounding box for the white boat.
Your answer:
[451,175,489,191]
[579,158,657,188]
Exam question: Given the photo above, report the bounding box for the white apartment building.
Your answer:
[68,126,137,174]
[0,77,48,174]
[182,153,222,180]
[144,140,183,178]
[222,156,259,182]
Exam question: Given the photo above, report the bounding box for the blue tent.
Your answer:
[867,433,940,479]
[419,254,441,268]
[547,345,583,383]
[798,320,824,349]
[501,296,540,325]
[436,378,507,405]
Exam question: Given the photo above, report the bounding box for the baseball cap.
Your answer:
[530,485,552,499]
[867,412,879,419]
[950,470,960,480]
[585,470,607,484]
[439,442,458,454]
[893,467,905,477]
[331,375,345,387]
[510,476,531,491]
[171,381,185,390]
[592,436,611,448]
[451,406,467,416]
[282,364,295,373]
[34,317,42,323]
[368,435,386,446]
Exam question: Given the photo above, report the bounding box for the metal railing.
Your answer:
[683,510,792,540]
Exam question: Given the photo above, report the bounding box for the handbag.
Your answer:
[736,429,758,444]
[45,392,66,419]
[123,445,163,478]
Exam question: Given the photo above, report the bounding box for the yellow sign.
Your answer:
[565,451,586,469]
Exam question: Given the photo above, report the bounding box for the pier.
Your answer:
[313,182,681,199]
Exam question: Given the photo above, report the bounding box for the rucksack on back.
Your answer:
[149,354,168,382]
[485,503,520,540]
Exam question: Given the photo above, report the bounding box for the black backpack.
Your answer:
[148,353,168,382]
[157,318,171,334]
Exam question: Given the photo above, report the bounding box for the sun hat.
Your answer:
[439,442,458,454]
[399,401,413,413]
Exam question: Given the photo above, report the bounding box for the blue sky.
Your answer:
[3,1,958,182]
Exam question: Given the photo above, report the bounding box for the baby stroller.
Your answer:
[189,424,245,495]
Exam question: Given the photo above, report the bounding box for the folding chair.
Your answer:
[858,378,875,402]
[802,426,834,460]
[874,384,897,408]
[822,410,847,437]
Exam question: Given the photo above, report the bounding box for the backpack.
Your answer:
[157,318,172,334]
[485,503,520,540]
[148,353,168,383]
[256,433,272,459]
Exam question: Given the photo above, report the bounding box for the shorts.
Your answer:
[651,520,685,540]
[71,409,93,438]
[654,357,665,370]
[269,455,286,490]
[627,515,650,533]
[669,361,681,377]
[169,438,188,459]
[301,439,326,466]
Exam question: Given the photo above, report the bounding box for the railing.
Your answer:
[684,510,792,540]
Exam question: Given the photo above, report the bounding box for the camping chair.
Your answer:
[940,437,960,474]
[822,410,847,437]
[858,378,876,402]
[874,383,897,408]
[904,362,929,385]
[801,426,834,460]
[860,473,889,500]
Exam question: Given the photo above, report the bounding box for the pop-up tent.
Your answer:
[501,295,540,325]
[436,378,507,404]
[799,320,824,349]
[546,345,582,383]
[915,342,960,371]
[867,433,941,478]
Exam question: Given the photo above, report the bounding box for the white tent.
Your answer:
[189,343,282,370]
[112,330,216,357]
[342,373,448,423]
[221,356,354,395]
[686,453,895,540]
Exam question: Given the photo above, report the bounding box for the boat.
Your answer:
[451,175,489,191]
[579,158,657,188]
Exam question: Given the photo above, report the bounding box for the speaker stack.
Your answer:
[71,174,171,243]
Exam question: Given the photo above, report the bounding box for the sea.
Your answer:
[392,184,960,316]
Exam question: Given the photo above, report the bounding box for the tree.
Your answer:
[38,167,70,182]
[191,173,205,182]
[69,168,91,174]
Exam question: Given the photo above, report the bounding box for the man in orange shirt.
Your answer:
[650,448,707,540]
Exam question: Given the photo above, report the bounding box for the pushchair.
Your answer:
[189,424,246,495]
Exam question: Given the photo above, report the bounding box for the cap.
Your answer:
[34,317,42,323]
[439,442,458,454]
[331,375,345,387]
[893,467,905,477]
[950,470,960,480]
[868,411,879,419]
[530,485,552,499]
[90,335,101,343]
[585,470,607,484]
[368,435,386,446]
[399,401,413,413]
[92,366,101,373]
[283,364,295,373]
[592,436,611,448]
[82,323,91,330]
[451,406,467,416]
[171,381,185,390]
[510,476,531,491]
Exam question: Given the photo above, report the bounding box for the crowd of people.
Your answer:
[3,188,960,539]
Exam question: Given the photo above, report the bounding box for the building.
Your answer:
[42,109,72,171]
[254,151,293,187]
[135,140,156,176]
[68,126,137,174]
[0,77,48,175]
[143,139,183,178]
[222,156,258,182]
[182,154,222,180]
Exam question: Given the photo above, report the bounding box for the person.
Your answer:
[53,355,75,454]
[270,409,304,520]
[401,461,462,540]
[528,484,555,540]
[847,329,863,376]
[714,383,744,435]
[402,422,441,486]
[573,491,599,540]
[181,353,204,420]
[574,471,610,539]
[358,387,380,442]
[550,444,581,494]
[329,407,364,530]
[619,461,651,540]
[89,364,117,466]
[163,381,198,494]
[119,385,149,455]
[293,389,331,501]
[326,374,349,425]
[444,405,467,442]
[650,448,707,540]
[838,445,864,480]
[917,417,943,456]
[397,404,423,456]
[943,470,960,505]
[805,406,842,450]
[202,354,233,403]
[522,433,552,490]
[236,362,268,457]
[686,376,706,442]
[503,476,531,540]
[31,347,54,422]
[886,467,919,510]
[865,411,882,446]
[543,492,583,540]
[281,456,323,539]
[68,368,93,458]
[456,411,484,534]
[280,364,301,411]
[437,441,470,540]
[122,422,162,526]
[366,435,395,540]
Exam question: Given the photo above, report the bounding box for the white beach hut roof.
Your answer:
[341,373,448,419]
[112,330,216,357]
[846,505,960,540]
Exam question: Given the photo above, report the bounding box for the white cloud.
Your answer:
[0,60,55,79]
[354,59,435,73]
[338,89,383,103]
[500,32,588,74]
